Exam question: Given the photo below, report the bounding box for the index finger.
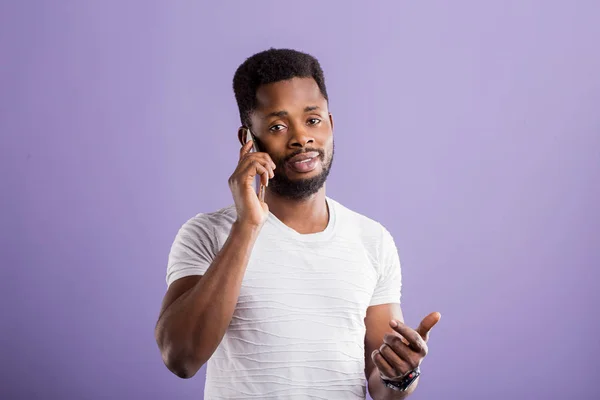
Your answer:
[239,140,253,160]
[389,320,426,353]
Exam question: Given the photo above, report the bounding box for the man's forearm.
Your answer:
[367,369,419,400]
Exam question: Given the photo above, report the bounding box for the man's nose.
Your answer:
[289,126,314,148]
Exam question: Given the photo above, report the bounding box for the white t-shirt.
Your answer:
[166,196,402,399]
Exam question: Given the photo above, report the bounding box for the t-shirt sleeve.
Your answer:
[369,225,403,306]
[165,215,218,287]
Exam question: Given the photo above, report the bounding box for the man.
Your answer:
[155,48,441,399]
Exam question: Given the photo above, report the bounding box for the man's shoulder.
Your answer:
[329,197,390,238]
[330,197,399,261]
[177,204,238,236]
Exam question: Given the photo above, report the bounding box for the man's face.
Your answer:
[248,77,334,200]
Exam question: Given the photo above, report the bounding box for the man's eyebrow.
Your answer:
[304,106,320,112]
[264,110,288,119]
[263,106,322,119]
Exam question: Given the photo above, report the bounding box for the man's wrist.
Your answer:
[369,369,419,400]
[381,367,421,392]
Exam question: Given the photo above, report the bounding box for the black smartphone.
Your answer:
[243,128,266,202]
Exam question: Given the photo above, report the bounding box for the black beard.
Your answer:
[268,144,335,201]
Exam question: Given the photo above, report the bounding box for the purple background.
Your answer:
[2,1,599,399]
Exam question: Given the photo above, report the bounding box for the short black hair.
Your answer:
[232,48,329,127]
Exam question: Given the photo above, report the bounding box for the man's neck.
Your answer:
[264,187,329,235]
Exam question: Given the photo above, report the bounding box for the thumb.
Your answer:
[416,311,441,342]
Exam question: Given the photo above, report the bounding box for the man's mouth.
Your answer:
[286,151,321,173]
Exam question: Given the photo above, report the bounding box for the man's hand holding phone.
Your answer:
[228,138,276,228]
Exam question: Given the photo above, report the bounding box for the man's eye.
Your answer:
[269,124,285,132]
[308,118,321,125]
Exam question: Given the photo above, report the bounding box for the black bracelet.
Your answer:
[381,367,421,392]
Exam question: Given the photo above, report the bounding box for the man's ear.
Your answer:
[237,126,248,146]
[329,113,334,131]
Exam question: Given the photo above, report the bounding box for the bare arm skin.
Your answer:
[154,221,261,378]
